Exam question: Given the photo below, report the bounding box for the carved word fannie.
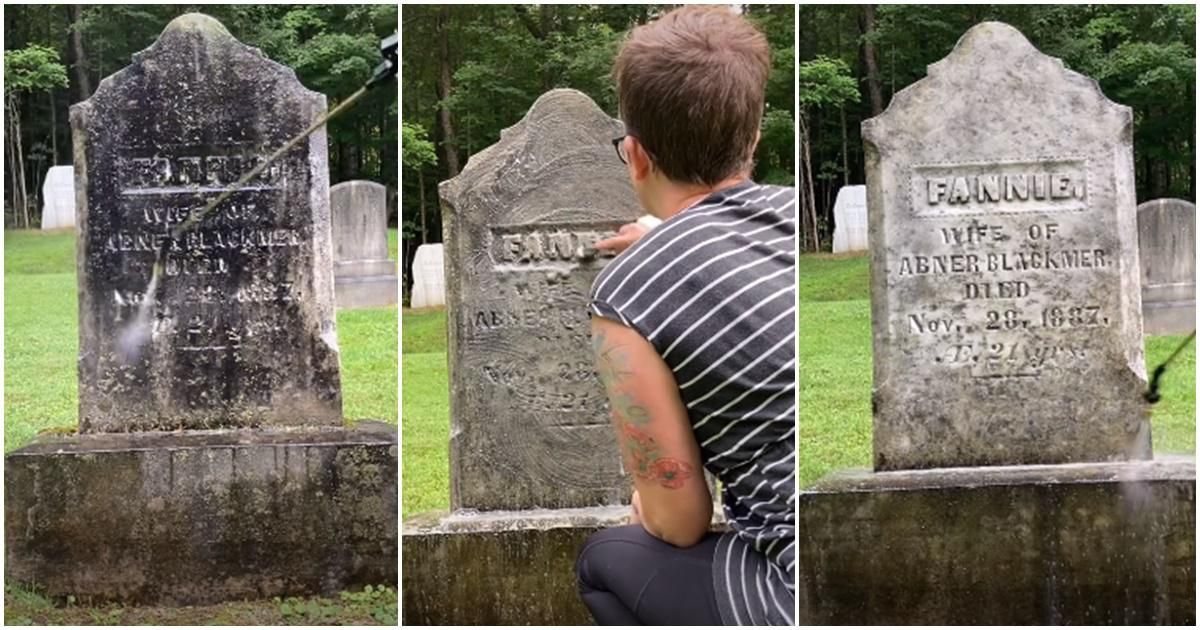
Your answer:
[493,227,616,264]
[911,159,1088,217]
[926,172,1084,205]
[121,153,284,190]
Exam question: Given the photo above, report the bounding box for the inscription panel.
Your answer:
[863,23,1148,471]
[440,89,642,510]
[71,14,341,432]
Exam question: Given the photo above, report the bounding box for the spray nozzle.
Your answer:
[367,33,398,89]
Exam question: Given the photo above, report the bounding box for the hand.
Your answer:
[595,222,649,255]
[629,489,643,525]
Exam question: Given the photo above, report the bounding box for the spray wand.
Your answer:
[1144,330,1195,404]
[148,32,398,285]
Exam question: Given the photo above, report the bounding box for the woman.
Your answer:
[574,6,795,625]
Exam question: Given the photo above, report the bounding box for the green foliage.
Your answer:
[274,585,396,624]
[798,56,858,108]
[4,44,67,94]
[6,581,396,625]
[402,4,795,256]
[402,122,437,169]
[4,5,396,229]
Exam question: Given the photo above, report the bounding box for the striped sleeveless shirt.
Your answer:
[590,180,796,625]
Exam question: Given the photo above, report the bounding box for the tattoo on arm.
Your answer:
[594,327,695,490]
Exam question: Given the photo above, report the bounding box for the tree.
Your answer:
[4,44,67,227]
[798,56,858,252]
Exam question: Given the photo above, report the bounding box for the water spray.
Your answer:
[120,32,397,361]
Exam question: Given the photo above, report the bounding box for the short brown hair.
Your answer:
[613,6,770,185]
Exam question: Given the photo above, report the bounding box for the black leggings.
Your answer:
[575,524,725,625]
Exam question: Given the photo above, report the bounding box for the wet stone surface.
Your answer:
[862,22,1150,470]
[71,13,341,432]
[5,423,397,605]
[439,89,641,510]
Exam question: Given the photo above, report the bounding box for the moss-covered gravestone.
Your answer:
[5,14,396,605]
[403,89,641,625]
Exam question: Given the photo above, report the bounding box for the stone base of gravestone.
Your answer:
[402,507,626,625]
[402,507,729,624]
[799,457,1195,625]
[1144,302,1196,336]
[5,423,397,605]
[334,267,398,309]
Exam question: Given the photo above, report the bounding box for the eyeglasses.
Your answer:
[613,135,654,165]
[612,136,629,164]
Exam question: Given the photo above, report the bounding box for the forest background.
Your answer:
[400,4,796,299]
[798,4,1196,251]
[4,4,399,229]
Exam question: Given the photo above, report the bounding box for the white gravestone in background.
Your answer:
[832,185,868,253]
[410,243,445,308]
[40,165,75,230]
[1137,198,1196,335]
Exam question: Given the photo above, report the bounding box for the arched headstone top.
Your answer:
[864,21,1132,157]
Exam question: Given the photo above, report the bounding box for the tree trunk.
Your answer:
[798,113,821,252]
[12,96,31,229]
[68,5,92,100]
[6,102,21,227]
[840,106,850,186]
[418,167,428,243]
[436,7,460,177]
[49,90,58,164]
[859,5,885,116]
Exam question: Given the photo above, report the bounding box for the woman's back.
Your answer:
[590,180,796,624]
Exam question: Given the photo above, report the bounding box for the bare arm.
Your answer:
[592,315,712,547]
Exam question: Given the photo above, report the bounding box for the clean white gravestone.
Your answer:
[832,185,868,253]
[40,165,75,230]
[410,243,445,308]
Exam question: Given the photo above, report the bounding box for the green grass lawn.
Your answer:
[800,252,1197,487]
[401,308,449,518]
[401,252,1197,507]
[3,228,398,624]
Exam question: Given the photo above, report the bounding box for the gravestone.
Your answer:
[439,88,641,510]
[1137,198,1195,335]
[330,180,398,308]
[801,23,1195,625]
[40,165,76,230]
[71,12,341,432]
[407,90,653,623]
[862,22,1149,471]
[831,185,868,253]
[410,243,445,308]
[6,14,395,605]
